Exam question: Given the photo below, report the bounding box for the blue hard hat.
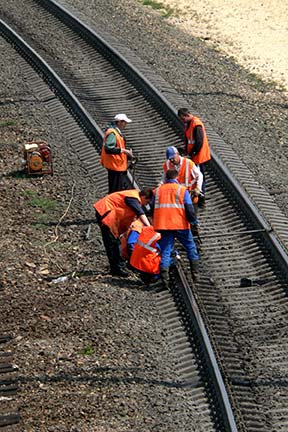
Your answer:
[166,146,178,160]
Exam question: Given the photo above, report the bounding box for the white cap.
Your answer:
[114,113,132,123]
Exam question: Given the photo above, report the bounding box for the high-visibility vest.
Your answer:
[100,127,128,171]
[130,226,161,274]
[120,218,143,259]
[185,116,211,164]
[93,189,140,238]
[153,183,190,230]
[163,157,197,191]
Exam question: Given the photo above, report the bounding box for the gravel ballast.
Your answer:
[1,0,287,430]
[0,38,202,431]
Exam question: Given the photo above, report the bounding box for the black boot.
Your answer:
[189,260,199,283]
[160,267,170,291]
[110,266,129,277]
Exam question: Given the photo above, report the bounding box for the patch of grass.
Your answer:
[142,0,174,17]
[0,120,16,128]
[22,190,57,211]
[31,214,52,231]
[143,0,162,9]
[79,344,94,356]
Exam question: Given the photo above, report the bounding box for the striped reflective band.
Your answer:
[184,158,189,186]
[188,128,195,145]
[154,185,185,209]
[137,233,160,255]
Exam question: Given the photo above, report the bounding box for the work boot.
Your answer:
[160,267,170,291]
[189,260,199,283]
[110,267,129,277]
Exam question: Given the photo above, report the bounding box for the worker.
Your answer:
[100,113,134,193]
[152,169,200,290]
[93,188,153,277]
[130,226,162,286]
[161,146,203,207]
[120,218,144,261]
[120,219,161,287]
[177,108,211,207]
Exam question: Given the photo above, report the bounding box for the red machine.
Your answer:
[24,140,53,175]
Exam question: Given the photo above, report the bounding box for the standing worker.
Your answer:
[161,146,203,206]
[93,188,153,277]
[152,169,200,290]
[177,108,211,207]
[101,113,134,193]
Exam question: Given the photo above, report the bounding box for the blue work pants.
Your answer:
[158,229,199,269]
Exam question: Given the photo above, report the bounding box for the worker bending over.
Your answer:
[93,188,153,277]
[161,146,203,207]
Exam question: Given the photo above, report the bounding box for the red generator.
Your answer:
[24,141,53,175]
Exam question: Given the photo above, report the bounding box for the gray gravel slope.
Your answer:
[61,0,288,216]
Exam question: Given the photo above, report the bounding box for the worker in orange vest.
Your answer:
[130,226,162,286]
[120,218,144,261]
[161,146,203,207]
[100,113,134,193]
[93,188,153,277]
[152,169,200,290]
[177,108,211,207]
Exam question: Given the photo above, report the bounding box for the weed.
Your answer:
[79,344,94,356]
[0,120,16,128]
[22,190,57,211]
[142,0,174,17]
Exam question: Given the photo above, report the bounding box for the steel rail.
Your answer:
[35,0,288,274]
[176,262,238,432]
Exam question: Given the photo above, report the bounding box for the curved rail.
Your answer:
[2,2,288,429]
[33,0,288,273]
[0,17,238,431]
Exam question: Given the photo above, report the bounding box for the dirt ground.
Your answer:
[159,0,288,91]
[1,0,288,429]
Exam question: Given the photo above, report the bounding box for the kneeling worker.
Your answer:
[120,218,144,261]
[93,188,153,277]
[130,225,161,286]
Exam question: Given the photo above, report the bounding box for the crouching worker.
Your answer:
[120,218,144,261]
[152,169,200,290]
[93,188,153,277]
[130,226,161,286]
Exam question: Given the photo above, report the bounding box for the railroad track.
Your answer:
[1,1,288,430]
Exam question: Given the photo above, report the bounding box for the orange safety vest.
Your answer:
[120,218,143,259]
[153,183,190,230]
[100,127,128,171]
[130,226,161,274]
[185,116,211,164]
[93,189,141,238]
[163,157,197,191]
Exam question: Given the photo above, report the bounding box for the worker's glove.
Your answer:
[191,224,200,237]
[192,187,201,197]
